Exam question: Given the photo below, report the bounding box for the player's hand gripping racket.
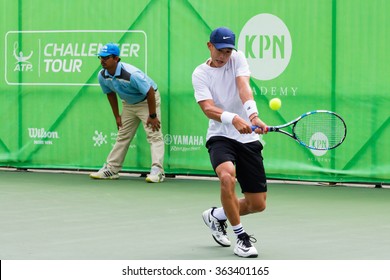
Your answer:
[252,110,347,150]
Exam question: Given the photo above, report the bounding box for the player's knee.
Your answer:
[249,202,266,213]
[219,172,236,191]
[256,203,266,213]
[219,170,235,184]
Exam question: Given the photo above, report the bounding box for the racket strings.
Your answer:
[293,113,346,149]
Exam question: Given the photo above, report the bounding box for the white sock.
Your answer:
[212,207,227,220]
[232,223,245,237]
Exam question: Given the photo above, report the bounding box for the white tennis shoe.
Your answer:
[202,207,231,247]
[89,164,119,179]
[234,232,258,258]
[145,166,165,183]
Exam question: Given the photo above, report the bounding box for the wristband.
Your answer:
[221,111,238,124]
[243,100,258,118]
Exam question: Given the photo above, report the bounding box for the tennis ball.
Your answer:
[269,98,282,111]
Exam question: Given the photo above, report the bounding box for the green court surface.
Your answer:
[0,169,389,260]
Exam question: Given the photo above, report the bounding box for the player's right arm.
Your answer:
[197,99,222,121]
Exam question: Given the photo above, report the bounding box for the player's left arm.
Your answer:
[236,76,267,134]
[236,76,253,103]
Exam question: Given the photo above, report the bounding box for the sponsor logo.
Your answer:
[238,13,292,81]
[13,42,34,72]
[28,127,59,145]
[5,30,147,85]
[91,130,136,149]
[252,86,298,97]
[164,134,204,152]
[92,130,107,147]
[237,246,250,253]
[309,132,329,157]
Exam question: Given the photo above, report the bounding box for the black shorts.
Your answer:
[206,136,267,193]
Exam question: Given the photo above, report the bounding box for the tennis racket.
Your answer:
[252,110,347,150]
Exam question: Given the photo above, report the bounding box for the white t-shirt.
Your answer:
[192,50,258,143]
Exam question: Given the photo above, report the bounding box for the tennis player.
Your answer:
[192,27,268,258]
[90,43,165,183]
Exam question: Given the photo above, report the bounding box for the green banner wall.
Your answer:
[1,0,389,184]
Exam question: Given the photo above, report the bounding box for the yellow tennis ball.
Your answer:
[269,98,282,110]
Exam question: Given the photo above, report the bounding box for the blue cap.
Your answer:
[210,27,236,50]
[98,43,120,57]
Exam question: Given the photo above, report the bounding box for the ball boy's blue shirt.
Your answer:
[98,62,157,104]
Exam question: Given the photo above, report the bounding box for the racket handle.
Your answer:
[251,125,269,132]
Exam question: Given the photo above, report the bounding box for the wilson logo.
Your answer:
[28,128,59,139]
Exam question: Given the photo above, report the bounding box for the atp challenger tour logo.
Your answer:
[5,30,147,85]
[238,13,292,81]
[13,42,34,72]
